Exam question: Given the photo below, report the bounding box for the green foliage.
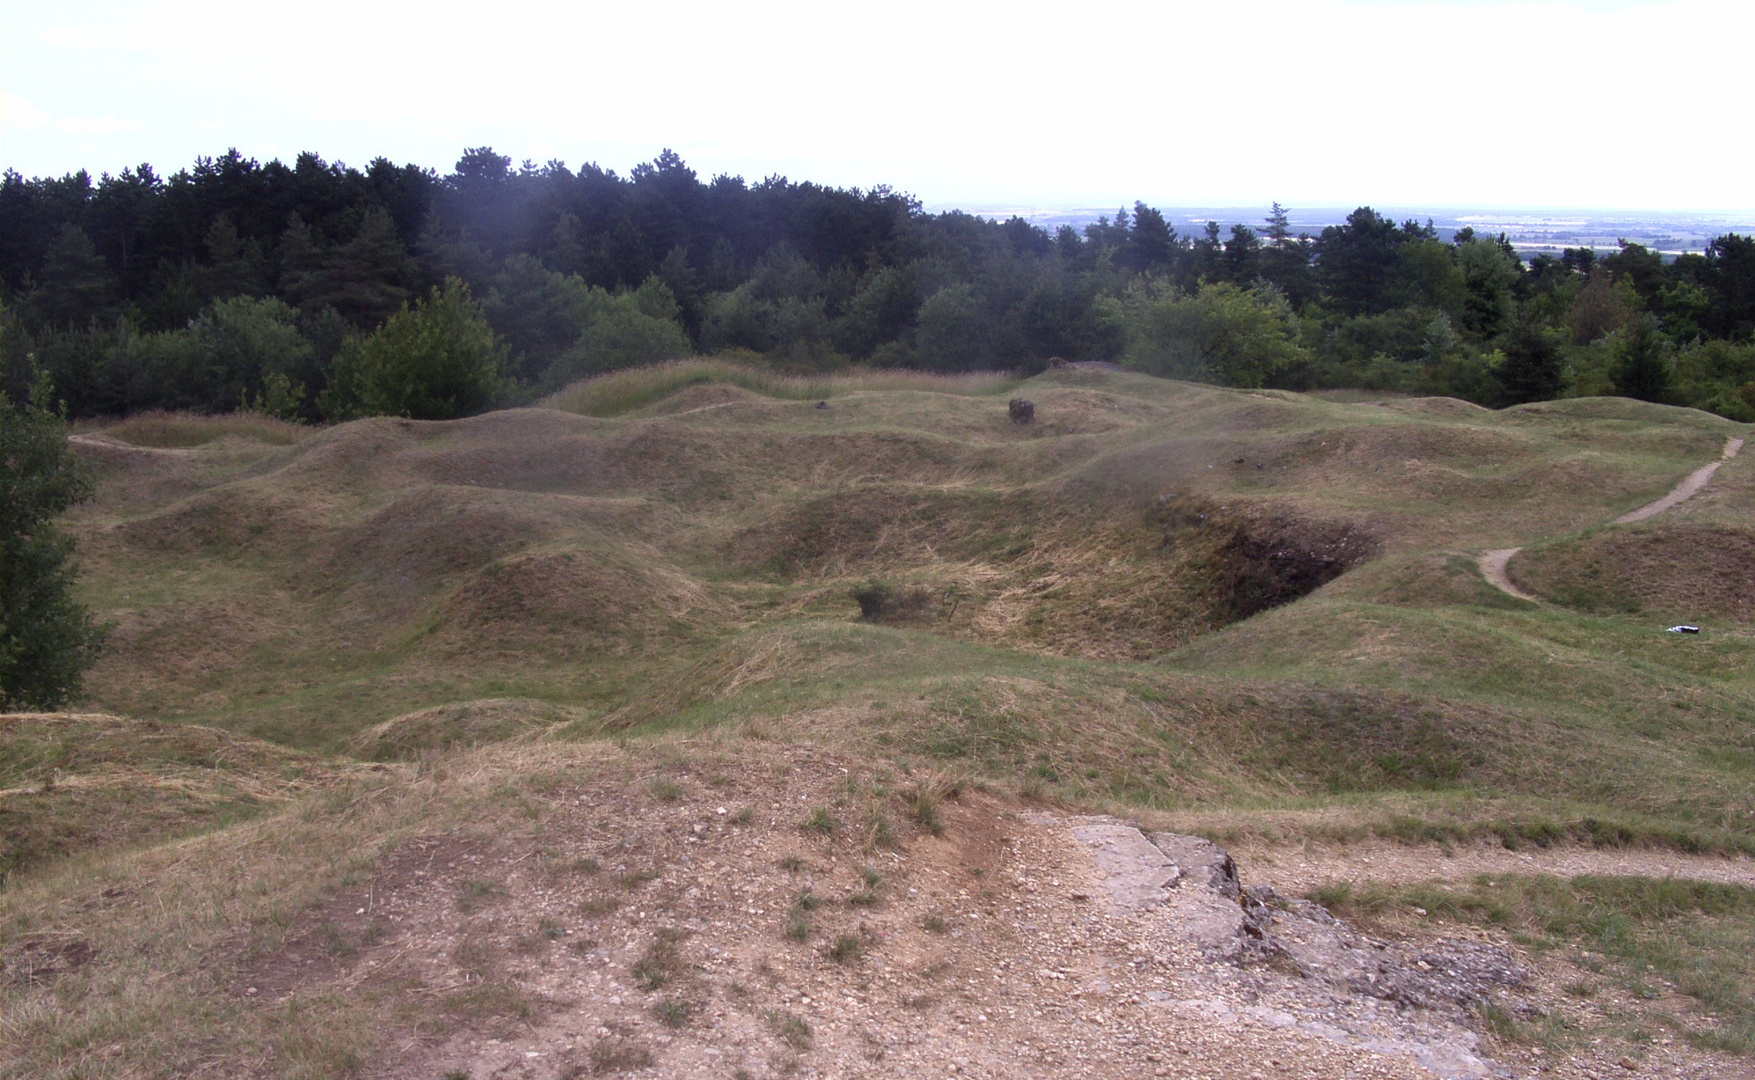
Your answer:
[1494,319,1565,404]
[1122,280,1305,387]
[1454,237,1520,338]
[697,244,843,369]
[1315,207,1408,316]
[1610,316,1673,403]
[832,264,921,358]
[486,259,691,385]
[0,368,108,709]
[1566,267,1639,345]
[154,296,315,414]
[915,284,990,371]
[1393,239,1468,315]
[246,371,308,422]
[547,279,692,385]
[826,933,863,962]
[10,148,1755,422]
[279,208,416,330]
[1672,339,1755,421]
[322,278,508,420]
[31,224,115,328]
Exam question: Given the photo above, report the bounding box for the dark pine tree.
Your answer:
[1495,320,1565,405]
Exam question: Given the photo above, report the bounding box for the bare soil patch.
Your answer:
[142,746,1741,1080]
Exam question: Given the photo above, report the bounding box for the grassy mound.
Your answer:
[17,366,1755,1079]
[1510,522,1755,622]
[77,410,311,448]
[1315,873,1755,1054]
[46,362,1753,852]
[541,357,1023,417]
[0,713,346,877]
[434,548,724,652]
[344,698,579,760]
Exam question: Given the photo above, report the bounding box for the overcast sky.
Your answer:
[3,0,1749,212]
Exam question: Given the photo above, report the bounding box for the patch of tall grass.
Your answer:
[541,357,1022,417]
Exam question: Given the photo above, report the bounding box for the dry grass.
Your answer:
[22,361,1755,1076]
[0,739,976,1077]
[1313,873,1755,1055]
[66,363,1743,753]
[540,357,1023,417]
[0,713,355,879]
[77,409,312,447]
[345,699,579,761]
[1510,522,1755,622]
[630,928,687,990]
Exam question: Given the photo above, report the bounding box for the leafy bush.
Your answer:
[541,278,692,387]
[1123,280,1305,388]
[322,278,508,420]
[1,370,108,709]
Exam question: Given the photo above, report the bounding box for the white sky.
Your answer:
[3,0,1750,212]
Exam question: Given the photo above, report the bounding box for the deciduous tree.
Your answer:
[1123,281,1304,388]
[1,362,107,708]
[322,278,506,419]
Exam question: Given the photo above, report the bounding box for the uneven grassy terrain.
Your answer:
[6,361,1753,1078]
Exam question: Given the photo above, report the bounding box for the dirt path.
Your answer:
[1614,436,1745,523]
[67,433,193,453]
[1240,839,1755,895]
[1474,548,1536,602]
[1479,435,1745,602]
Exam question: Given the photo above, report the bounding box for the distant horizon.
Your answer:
[934,202,1755,220]
[8,146,1754,223]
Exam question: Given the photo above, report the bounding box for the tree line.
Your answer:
[3,147,1753,421]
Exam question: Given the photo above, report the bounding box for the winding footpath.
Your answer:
[1476,435,1744,602]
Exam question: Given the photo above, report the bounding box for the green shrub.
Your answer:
[1122,280,1305,388]
[827,933,862,963]
[1,371,108,709]
[322,278,507,420]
